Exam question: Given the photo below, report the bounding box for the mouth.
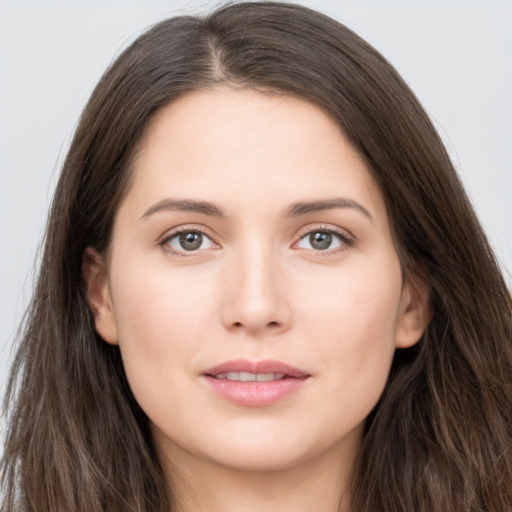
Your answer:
[201,359,310,407]
[210,371,289,382]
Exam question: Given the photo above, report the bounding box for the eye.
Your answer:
[163,230,216,253]
[295,229,351,253]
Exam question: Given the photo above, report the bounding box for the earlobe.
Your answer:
[82,248,119,345]
[395,277,432,349]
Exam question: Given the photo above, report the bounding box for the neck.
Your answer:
[156,432,360,512]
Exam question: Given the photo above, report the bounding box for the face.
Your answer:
[87,88,428,475]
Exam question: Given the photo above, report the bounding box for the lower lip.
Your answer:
[201,376,309,407]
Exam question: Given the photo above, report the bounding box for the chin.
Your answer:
[151,407,365,476]
[194,423,344,474]
[206,443,313,473]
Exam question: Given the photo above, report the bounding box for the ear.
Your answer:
[395,276,432,349]
[82,248,118,345]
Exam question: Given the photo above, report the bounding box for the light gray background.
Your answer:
[1,0,511,446]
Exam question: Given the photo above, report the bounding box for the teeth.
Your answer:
[214,372,286,381]
[257,372,285,381]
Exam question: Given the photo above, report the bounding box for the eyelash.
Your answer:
[159,225,354,257]
[159,226,218,258]
[293,225,354,256]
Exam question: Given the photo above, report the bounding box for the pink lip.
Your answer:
[203,359,309,378]
[201,359,310,407]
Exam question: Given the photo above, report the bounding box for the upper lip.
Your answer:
[202,359,310,378]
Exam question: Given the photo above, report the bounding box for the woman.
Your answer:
[2,2,511,511]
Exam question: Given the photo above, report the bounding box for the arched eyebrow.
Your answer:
[287,198,373,222]
[139,197,373,222]
[139,199,226,220]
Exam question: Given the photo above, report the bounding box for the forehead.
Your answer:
[123,87,387,224]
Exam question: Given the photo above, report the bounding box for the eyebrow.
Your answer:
[139,196,373,222]
[287,198,373,221]
[140,199,226,220]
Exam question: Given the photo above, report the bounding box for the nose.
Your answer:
[221,245,292,336]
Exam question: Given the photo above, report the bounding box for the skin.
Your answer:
[86,88,430,512]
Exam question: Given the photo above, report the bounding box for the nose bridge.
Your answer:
[222,237,290,334]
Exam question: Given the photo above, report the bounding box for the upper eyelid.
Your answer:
[159,224,218,243]
[294,223,354,241]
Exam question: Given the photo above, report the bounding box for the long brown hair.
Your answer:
[2,3,511,511]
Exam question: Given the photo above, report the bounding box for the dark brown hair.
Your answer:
[2,2,511,511]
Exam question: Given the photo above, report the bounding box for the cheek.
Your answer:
[296,259,402,414]
[109,262,218,403]
[112,256,217,338]
[299,256,402,340]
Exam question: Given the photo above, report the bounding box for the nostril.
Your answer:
[231,320,280,329]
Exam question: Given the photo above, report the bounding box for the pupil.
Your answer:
[310,231,332,250]
[180,231,202,251]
